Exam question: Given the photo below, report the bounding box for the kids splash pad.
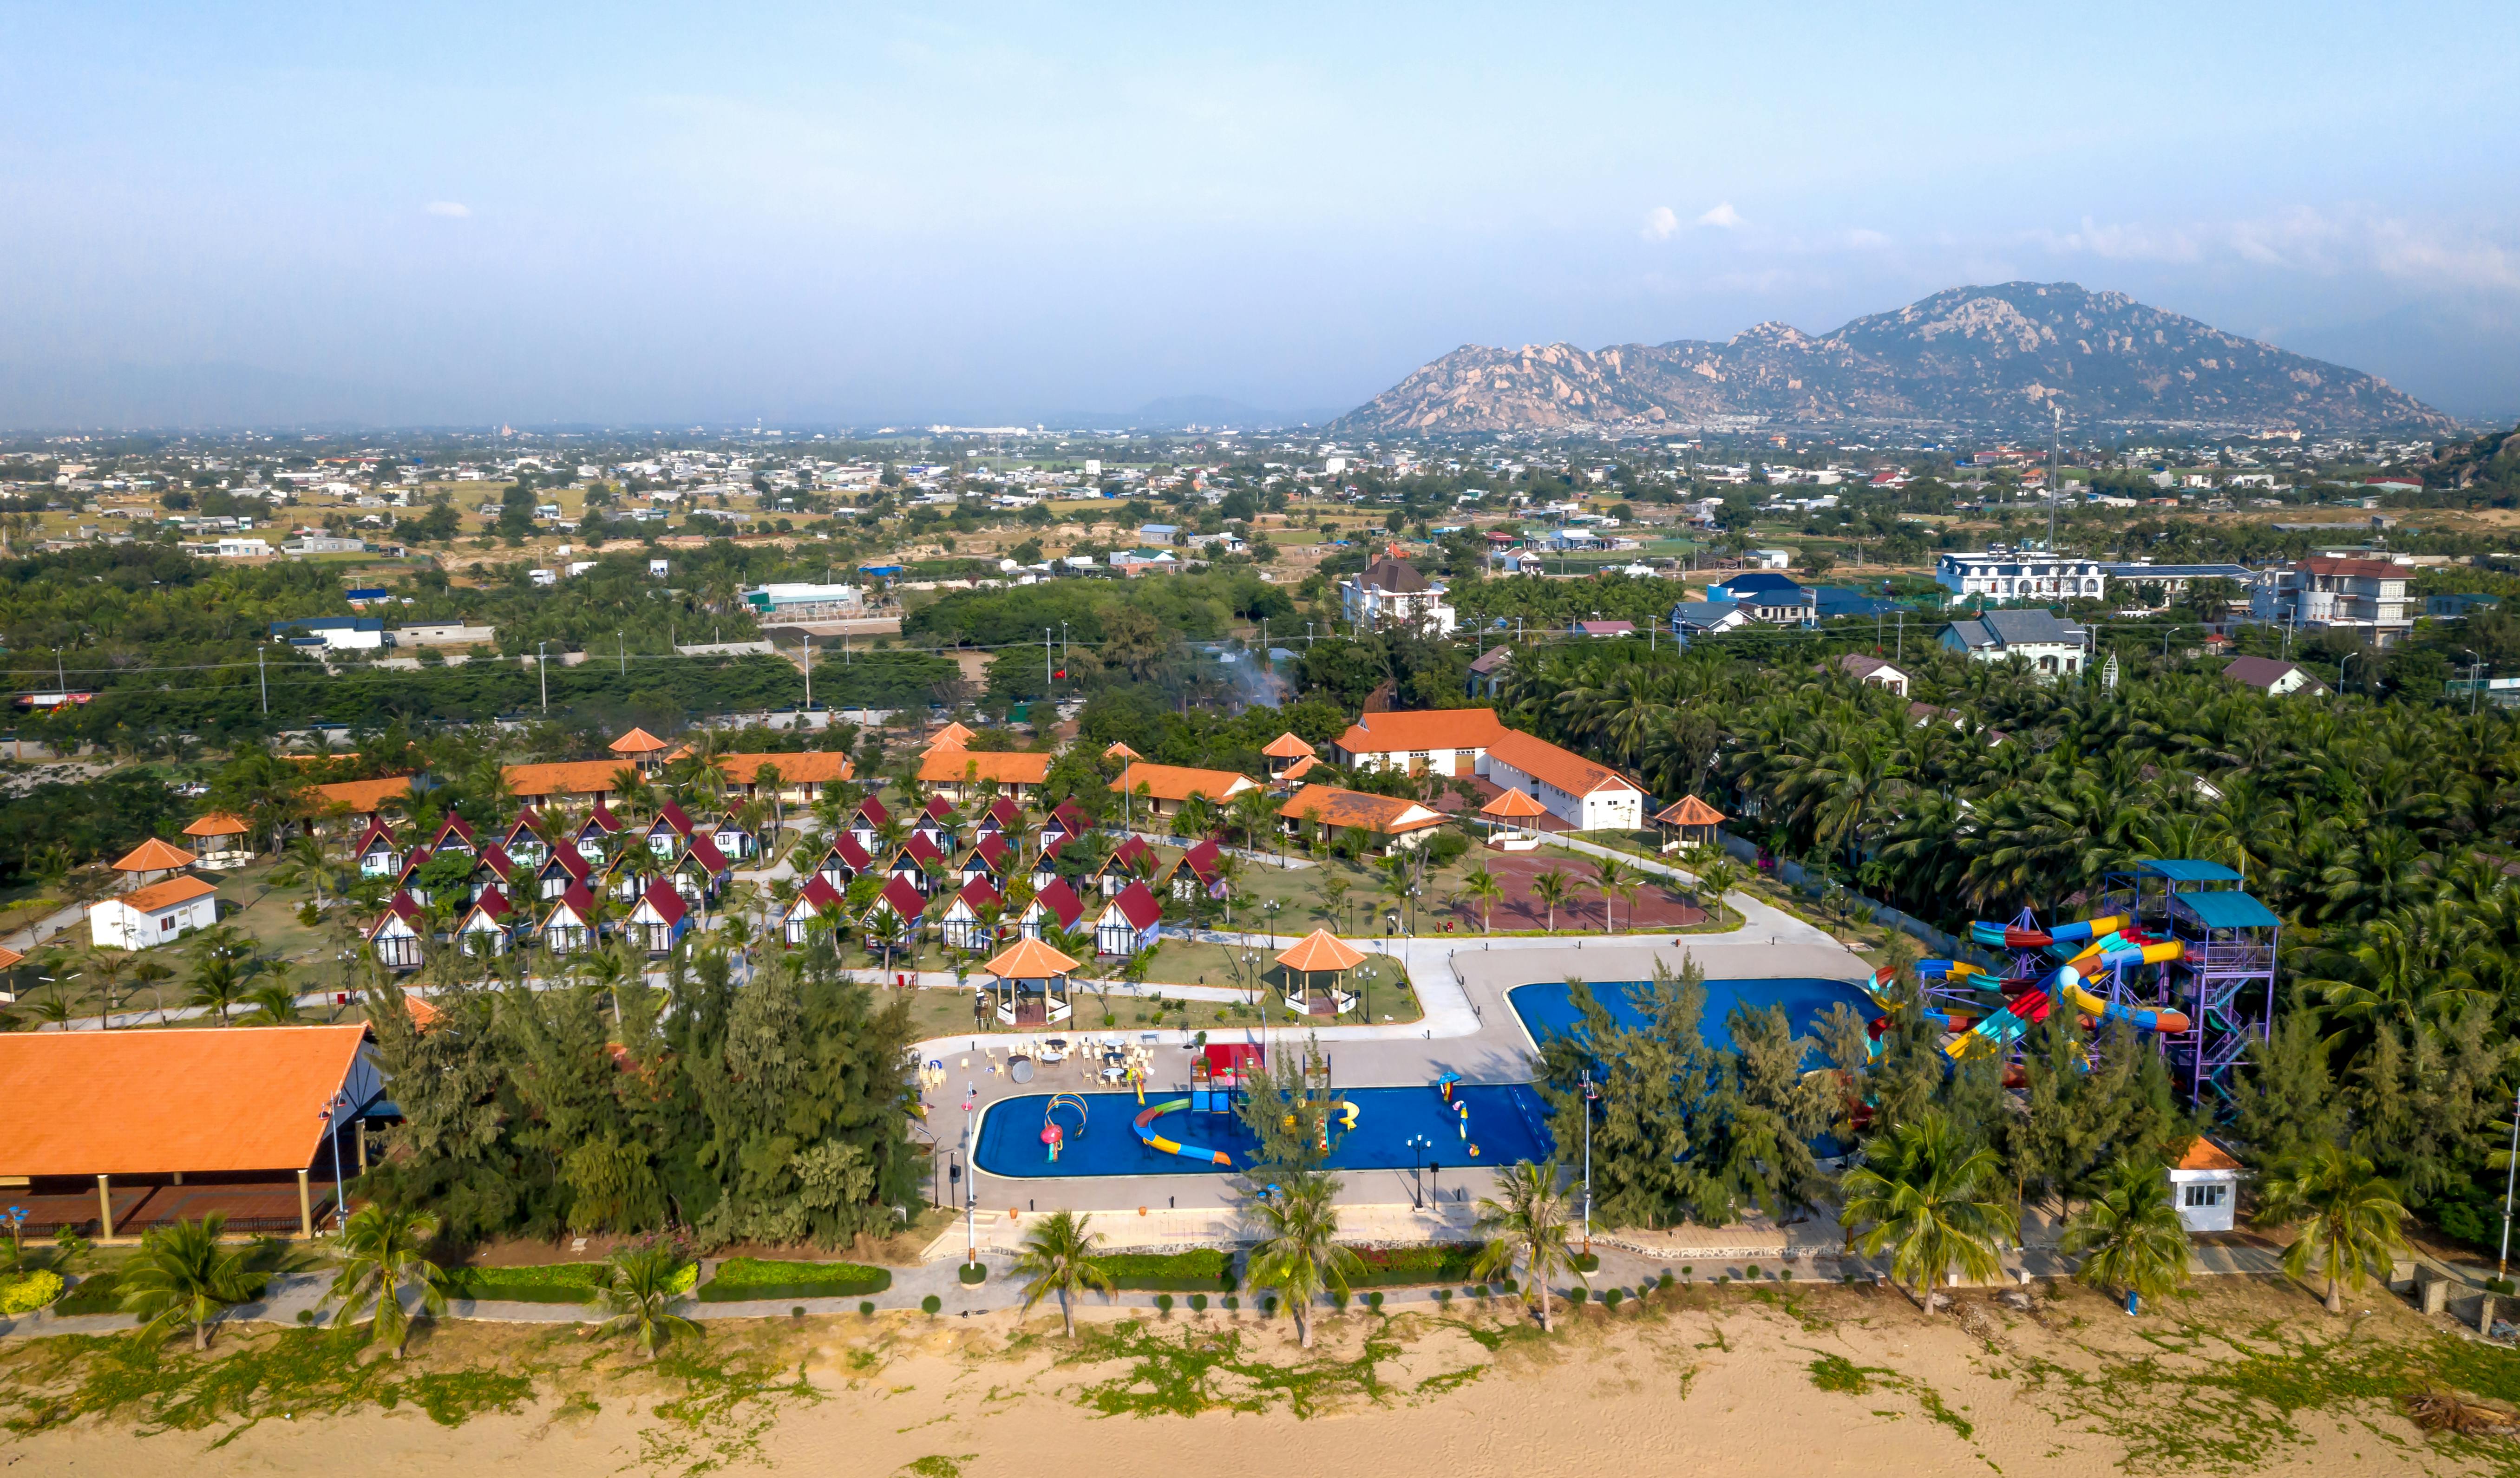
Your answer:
[974,1083,1554,1178]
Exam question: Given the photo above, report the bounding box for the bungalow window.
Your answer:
[2182,1183,2227,1209]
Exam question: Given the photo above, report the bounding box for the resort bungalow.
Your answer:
[1093,835,1156,897]
[475,842,524,897]
[572,803,623,863]
[1095,880,1163,957]
[391,848,439,908]
[816,834,873,889]
[495,814,548,867]
[958,833,1015,888]
[1040,799,1087,851]
[891,833,946,891]
[534,845,591,901]
[703,811,757,861]
[456,887,518,956]
[1164,839,1230,902]
[181,813,255,870]
[1276,785,1446,857]
[974,795,1021,841]
[352,819,403,878]
[668,835,732,905]
[1018,877,1087,942]
[627,879,690,955]
[1110,762,1261,823]
[779,876,847,947]
[0,1026,380,1241]
[424,815,478,859]
[920,747,1053,804]
[538,884,597,955]
[367,892,425,971]
[981,936,1076,1027]
[88,874,219,951]
[1027,835,1070,891]
[864,876,928,949]
[941,876,1004,952]
[846,795,891,854]
[912,795,958,853]
[719,749,855,806]
[644,801,699,858]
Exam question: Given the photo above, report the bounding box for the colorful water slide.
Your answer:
[1968,915,2125,951]
[2051,968,2190,1034]
[1944,988,2053,1059]
[1134,1098,1233,1167]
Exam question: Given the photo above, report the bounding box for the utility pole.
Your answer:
[802,637,813,712]
[618,631,626,675]
[537,641,548,711]
[1895,611,1905,663]
[2500,1077,2520,1284]
[2048,403,2061,557]
[257,648,267,713]
[1044,626,1052,693]
[1580,1069,1596,1255]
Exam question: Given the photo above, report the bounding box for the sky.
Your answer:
[3,1,2517,429]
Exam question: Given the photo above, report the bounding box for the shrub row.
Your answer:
[1342,1244,1484,1289]
[0,1270,64,1314]
[448,1262,611,1305]
[698,1258,893,1303]
[1100,1250,1235,1292]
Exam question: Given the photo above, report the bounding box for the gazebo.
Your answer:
[1102,740,1142,762]
[982,936,1077,1027]
[1275,928,1364,1016]
[924,720,976,754]
[1261,731,1316,782]
[1478,787,1549,850]
[111,837,199,888]
[608,727,673,772]
[1652,794,1728,852]
[181,813,255,870]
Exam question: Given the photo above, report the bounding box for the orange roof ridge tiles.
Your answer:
[2176,1137,2244,1173]
[1111,762,1258,804]
[1335,707,1508,753]
[1479,786,1549,818]
[313,775,413,813]
[1276,928,1366,974]
[717,751,856,784]
[1103,740,1142,760]
[504,760,626,798]
[0,1025,370,1176]
[609,727,672,753]
[182,812,251,837]
[919,749,1054,786]
[1485,728,1639,798]
[111,837,198,873]
[1262,732,1316,759]
[983,936,1079,978]
[1654,795,1727,826]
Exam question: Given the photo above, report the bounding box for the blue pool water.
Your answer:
[1508,977,1874,1059]
[975,1084,1556,1179]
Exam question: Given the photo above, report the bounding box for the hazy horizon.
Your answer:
[5,3,2517,430]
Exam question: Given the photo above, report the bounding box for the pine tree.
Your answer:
[2229,1013,2346,1167]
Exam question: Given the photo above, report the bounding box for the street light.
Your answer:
[2465,649,2486,715]
[1405,1133,1433,1209]
[1579,1069,1598,1254]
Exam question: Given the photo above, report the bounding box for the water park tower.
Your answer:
[2099,859,2279,1108]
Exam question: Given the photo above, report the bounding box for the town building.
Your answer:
[2249,556,2415,644]
[88,874,219,949]
[1935,550,2108,602]
[2222,656,2326,696]
[1830,654,1911,695]
[1109,762,1260,821]
[1277,785,1447,856]
[1340,556,1457,635]
[1939,608,2090,678]
[920,747,1053,802]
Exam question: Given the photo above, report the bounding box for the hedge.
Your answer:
[449,1261,699,1304]
[1099,1250,1235,1292]
[699,1258,892,1303]
[1342,1244,1483,1289]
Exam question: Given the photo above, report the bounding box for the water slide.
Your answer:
[1968,915,2125,951]
[1943,987,2054,1059]
[1134,1098,1233,1167]
[1944,959,2192,1058]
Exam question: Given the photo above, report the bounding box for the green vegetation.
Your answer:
[1060,1318,1420,1419]
[1244,1174,1361,1349]
[446,1262,610,1304]
[1095,1249,1236,1292]
[326,1203,451,1356]
[1839,1109,2018,1315]
[0,1270,62,1314]
[1473,1161,1583,1333]
[592,1241,703,1361]
[117,1216,260,1352]
[1010,1209,1115,1337]
[697,1257,892,1303]
[2060,1157,2194,1311]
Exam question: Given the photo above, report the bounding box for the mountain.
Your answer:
[1336,283,2458,436]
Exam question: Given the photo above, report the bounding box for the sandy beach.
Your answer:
[5,1274,2497,1478]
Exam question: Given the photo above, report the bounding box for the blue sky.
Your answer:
[3,2,2516,426]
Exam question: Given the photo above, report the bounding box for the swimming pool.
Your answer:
[974,1083,1557,1178]
[1507,977,1874,1060]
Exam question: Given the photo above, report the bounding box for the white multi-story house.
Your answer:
[1340,556,1456,635]
[2249,556,2415,645]
[1936,550,2108,602]
[1939,608,2090,679]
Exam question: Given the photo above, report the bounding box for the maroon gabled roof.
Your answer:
[636,877,687,926]
[853,794,891,827]
[1050,799,1086,830]
[584,802,622,834]
[1038,835,1068,863]
[873,876,927,922]
[543,846,591,881]
[1105,879,1162,930]
[954,876,1003,914]
[369,890,422,936]
[468,886,512,922]
[655,800,696,836]
[1032,877,1085,930]
[1179,838,1222,879]
[973,833,1013,866]
[902,832,943,863]
[682,834,730,874]
[797,875,844,912]
[395,847,433,885]
[478,842,517,880]
[923,794,954,823]
[430,815,478,848]
[546,882,596,924]
[355,818,399,853]
[988,797,1021,827]
[499,814,543,847]
[1109,835,1151,869]
[827,834,873,869]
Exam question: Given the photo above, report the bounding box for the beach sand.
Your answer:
[4,1276,2491,1478]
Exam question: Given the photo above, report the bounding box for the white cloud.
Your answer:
[1642,205,1679,241]
[1846,228,1892,250]
[425,201,472,218]
[1696,202,1743,229]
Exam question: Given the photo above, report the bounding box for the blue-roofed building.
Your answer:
[1668,600,1750,644]
[1705,571,1803,603]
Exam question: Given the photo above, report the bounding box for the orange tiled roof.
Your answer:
[1111,762,1257,804]
[182,812,252,838]
[504,760,627,798]
[1263,731,1316,759]
[982,936,1079,978]
[925,721,976,752]
[1277,785,1444,834]
[103,875,217,913]
[1479,786,1549,818]
[0,1025,369,1176]
[1484,728,1640,799]
[609,726,672,753]
[2176,1137,2244,1173]
[1654,795,1727,826]
[1103,740,1141,760]
[1333,707,1508,755]
[919,749,1053,786]
[111,837,198,873]
[313,775,413,813]
[718,751,856,785]
[1277,928,1367,973]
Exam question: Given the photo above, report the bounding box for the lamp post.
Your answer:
[2500,1078,2520,1286]
[2466,649,2486,715]
[1406,1133,1433,1210]
[1580,1068,1597,1255]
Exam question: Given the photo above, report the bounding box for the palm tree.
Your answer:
[184,951,249,1026]
[328,1203,450,1357]
[119,1213,256,1351]
[594,1240,701,1360]
[1530,869,1570,934]
[270,834,340,911]
[1692,857,1739,927]
[1473,1159,1583,1333]
[1838,1109,2017,1314]
[242,982,305,1024]
[2255,1143,2410,1315]
[1244,1172,1360,1349]
[83,948,133,1031]
[2060,1157,2192,1314]
[1591,857,1630,932]
[1011,1208,1113,1337]
[1462,863,1503,934]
